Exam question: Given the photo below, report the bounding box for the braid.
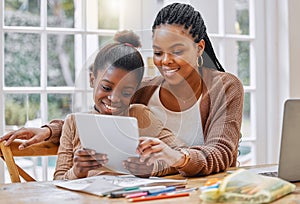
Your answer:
[153,3,225,72]
[203,34,225,72]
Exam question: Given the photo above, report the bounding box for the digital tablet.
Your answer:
[74,113,139,174]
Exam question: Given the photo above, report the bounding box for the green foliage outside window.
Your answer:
[4,0,75,126]
[237,9,250,119]
[5,94,40,126]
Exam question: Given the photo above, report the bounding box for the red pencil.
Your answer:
[128,192,190,202]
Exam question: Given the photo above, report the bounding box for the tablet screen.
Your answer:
[75,113,139,174]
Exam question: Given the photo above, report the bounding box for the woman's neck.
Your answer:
[160,70,202,111]
[164,70,202,99]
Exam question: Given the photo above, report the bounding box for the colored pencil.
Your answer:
[128,192,190,202]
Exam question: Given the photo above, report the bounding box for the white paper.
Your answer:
[54,175,187,196]
[55,176,123,196]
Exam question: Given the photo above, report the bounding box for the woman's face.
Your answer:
[152,24,204,85]
[93,67,139,115]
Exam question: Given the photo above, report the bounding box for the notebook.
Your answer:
[254,99,300,182]
[74,113,139,174]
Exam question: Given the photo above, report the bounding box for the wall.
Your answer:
[289,0,300,98]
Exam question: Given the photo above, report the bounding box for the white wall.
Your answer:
[288,0,300,98]
[265,0,300,164]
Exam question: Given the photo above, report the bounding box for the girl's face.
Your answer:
[93,67,139,115]
[152,24,204,85]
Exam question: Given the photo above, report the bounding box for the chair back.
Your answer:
[0,141,58,183]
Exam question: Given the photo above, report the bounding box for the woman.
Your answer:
[124,3,244,177]
[1,3,243,177]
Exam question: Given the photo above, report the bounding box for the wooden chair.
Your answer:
[0,140,58,183]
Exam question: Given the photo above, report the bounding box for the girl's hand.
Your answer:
[137,137,184,167]
[123,157,154,178]
[73,148,108,178]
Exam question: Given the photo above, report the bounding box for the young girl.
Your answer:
[54,30,185,180]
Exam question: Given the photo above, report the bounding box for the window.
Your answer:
[0,0,121,182]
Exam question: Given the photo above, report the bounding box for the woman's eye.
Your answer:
[101,85,111,91]
[122,91,133,98]
[173,50,183,55]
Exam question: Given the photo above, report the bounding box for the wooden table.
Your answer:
[1,166,300,204]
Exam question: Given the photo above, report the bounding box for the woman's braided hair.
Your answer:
[152,3,225,72]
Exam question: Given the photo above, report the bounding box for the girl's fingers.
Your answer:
[123,159,153,178]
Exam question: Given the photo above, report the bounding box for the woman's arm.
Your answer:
[126,104,187,177]
[44,119,64,144]
[132,73,244,177]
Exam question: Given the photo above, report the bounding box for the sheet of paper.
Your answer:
[75,113,139,174]
[97,175,187,187]
[55,176,123,196]
[54,175,187,196]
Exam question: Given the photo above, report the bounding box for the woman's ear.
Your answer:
[197,39,205,56]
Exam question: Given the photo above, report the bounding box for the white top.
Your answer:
[147,86,204,146]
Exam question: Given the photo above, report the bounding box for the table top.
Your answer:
[1,165,300,204]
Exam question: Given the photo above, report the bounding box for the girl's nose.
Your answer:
[162,53,173,65]
[108,92,120,102]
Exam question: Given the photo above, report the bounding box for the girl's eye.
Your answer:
[153,51,162,56]
[101,85,111,92]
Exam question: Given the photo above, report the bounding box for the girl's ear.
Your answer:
[89,71,95,88]
[197,39,205,56]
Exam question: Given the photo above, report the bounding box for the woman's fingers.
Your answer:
[1,129,28,145]
[137,137,162,154]
[18,138,41,150]
[0,127,51,149]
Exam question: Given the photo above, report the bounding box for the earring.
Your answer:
[197,55,203,68]
[108,95,112,100]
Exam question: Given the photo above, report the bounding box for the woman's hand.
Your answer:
[0,127,51,150]
[73,148,108,178]
[136,137,184,167]
[123,157,154,178]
